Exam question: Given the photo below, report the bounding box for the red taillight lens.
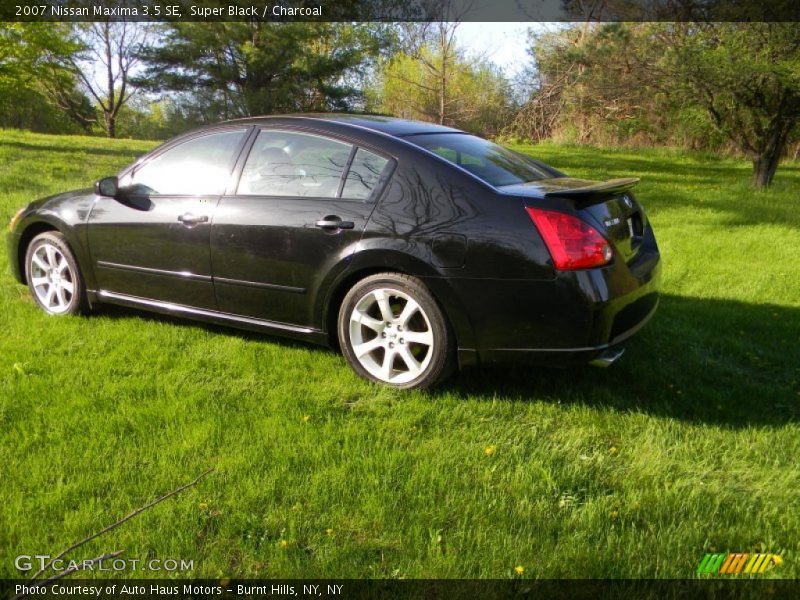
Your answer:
[525,207,613,270]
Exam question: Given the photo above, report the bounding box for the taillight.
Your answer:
[525,207,613,270]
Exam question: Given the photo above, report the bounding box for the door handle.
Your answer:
[178,213,209,226]
[316,216,354,230]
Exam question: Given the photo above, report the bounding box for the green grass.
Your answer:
[1,130,798,579]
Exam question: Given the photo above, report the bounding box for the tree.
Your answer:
[379,11,470,127]
[135,23,388,120]
[73,22,150,138]
[370,17,514,136]
[415,21,460,126]
[374,49,513,136]
[662,23,800,188]
[0,23,94,132]
[513,22,800,187]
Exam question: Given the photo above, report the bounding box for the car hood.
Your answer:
[29,188,94,210]
[16,188,96,230]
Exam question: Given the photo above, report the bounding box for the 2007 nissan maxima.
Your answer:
[7,115,661,389]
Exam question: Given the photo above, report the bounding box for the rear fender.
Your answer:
[317,246,477,354]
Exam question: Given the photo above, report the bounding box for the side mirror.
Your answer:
[95,176,119,198]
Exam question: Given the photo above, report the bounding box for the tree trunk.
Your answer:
[107,115,116,138]
[439,69,445,125]
[751,157,776,188]
[750,107,797,188]
[751,135,786,188]
[439,27,446,125]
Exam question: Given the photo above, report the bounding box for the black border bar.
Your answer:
[3,0,800,22]
[3,579,799,600]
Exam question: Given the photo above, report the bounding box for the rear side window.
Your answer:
[129,130,246,195]
[238,130,353,197]
[342,148,389,200]
[404,133,554,187]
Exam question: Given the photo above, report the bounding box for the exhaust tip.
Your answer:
[589,346,625,368]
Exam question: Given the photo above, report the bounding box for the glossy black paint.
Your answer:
[88,193,220,309]
[7,114,661,368]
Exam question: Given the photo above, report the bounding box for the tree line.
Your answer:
[1,21,798,187]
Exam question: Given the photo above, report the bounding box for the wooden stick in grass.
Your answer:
[28,468,214,581]
[15,551,125,600]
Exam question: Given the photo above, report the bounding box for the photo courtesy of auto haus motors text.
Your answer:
[1,0,798,598]
[14,583,344,597]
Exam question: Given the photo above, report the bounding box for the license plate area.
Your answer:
[580,195,645,261]
[628,212,643,237]
[626,212,644,259]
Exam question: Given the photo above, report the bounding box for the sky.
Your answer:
[454,22,554,78]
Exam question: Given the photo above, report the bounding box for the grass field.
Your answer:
[1,129,798,580]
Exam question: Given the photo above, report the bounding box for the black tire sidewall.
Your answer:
[338,273,454,389]
[24,232,86,316]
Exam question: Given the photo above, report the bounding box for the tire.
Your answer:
[337,272,455,389]
[24,231,89,316]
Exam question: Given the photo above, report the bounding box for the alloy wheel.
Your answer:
[29,242,75,314]
[348,287,435,385]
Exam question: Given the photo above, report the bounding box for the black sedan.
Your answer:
[7,115,661,389]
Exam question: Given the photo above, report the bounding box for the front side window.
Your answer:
[238,130,354,197]
[404,133,554,187]
[129,130,246,196]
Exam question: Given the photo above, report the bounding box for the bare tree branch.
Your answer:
[71,21,150,137]
[28,468,214,581]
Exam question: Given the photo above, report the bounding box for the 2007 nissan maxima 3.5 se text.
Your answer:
[7,115,661,389]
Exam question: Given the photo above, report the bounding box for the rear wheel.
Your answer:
[338,273,455,389]
[24,231,88,316]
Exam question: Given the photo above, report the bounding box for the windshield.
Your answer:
[403,133,557,187]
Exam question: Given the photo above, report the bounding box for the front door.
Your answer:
[211,128,392,327]
[88,128,249,309]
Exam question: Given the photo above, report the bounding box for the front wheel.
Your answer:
[24,231,88,316]
[338,273,455,389]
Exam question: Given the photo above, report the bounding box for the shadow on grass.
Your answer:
[535,148,800,228]
[91,293,798,427]
[0,139,147,160]
[442,294,799,427]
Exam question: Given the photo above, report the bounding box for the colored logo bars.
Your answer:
[697,553,783,575]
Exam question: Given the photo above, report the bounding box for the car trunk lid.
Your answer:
[501,177,646,263]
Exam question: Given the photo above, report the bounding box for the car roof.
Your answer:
[219,113,465,138]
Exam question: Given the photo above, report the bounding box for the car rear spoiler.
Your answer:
[544,177,640,199]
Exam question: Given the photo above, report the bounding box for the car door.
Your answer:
[211,128,393,327]
[87,128,250,309]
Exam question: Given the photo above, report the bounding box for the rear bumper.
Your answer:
[477,293,658,366]
[448,245,661,367]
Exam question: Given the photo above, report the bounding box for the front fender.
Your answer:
[9,190,97,292]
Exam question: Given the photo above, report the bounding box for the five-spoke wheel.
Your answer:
[338,273,454,389]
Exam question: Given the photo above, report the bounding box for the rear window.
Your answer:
[404,133,554,187]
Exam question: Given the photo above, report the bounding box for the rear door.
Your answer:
[211,128,392,327]
[87,128,249,308]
